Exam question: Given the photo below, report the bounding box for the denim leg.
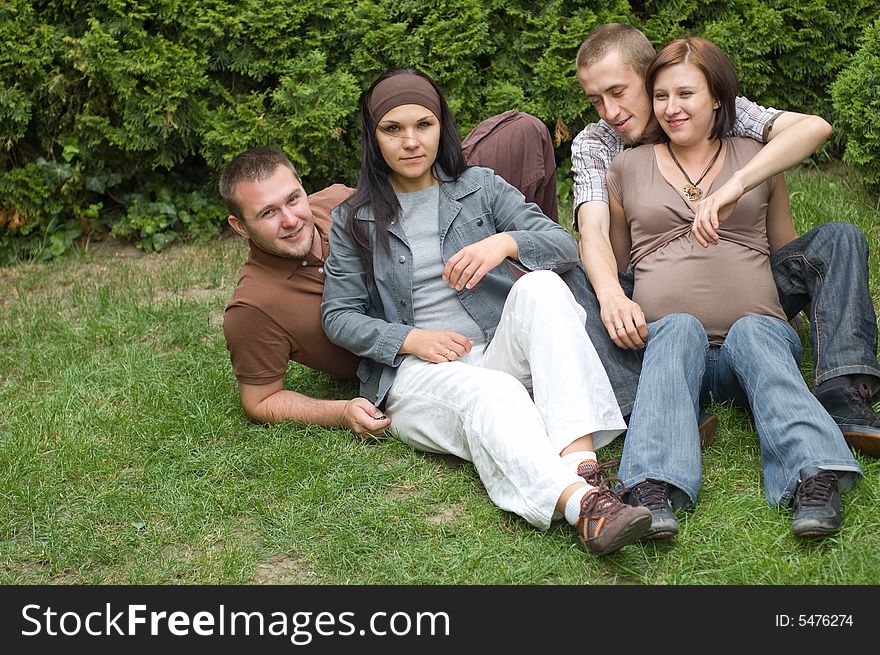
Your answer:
[715,315,863,506]
[561,265,641,415]
[770,222,880,387]
[618,314,708,507]
[618,270,635,297]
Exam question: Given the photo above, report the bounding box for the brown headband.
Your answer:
[368,73,443,124]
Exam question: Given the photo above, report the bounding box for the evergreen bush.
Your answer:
[831,18,880,194]
[1,1,877,261]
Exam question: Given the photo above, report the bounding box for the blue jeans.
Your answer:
[618,314,863,508]
[562,266,641,415]
[769,222,880,388]
[569,221,880,416]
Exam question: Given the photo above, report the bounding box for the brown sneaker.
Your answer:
[699,412,717,450]
[576,486,652,556]
[577,459,619,487]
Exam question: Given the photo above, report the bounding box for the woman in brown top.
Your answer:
[606,38,861,541]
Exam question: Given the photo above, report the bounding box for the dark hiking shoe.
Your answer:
[814,384,880,458]
[791,467,842,537]
[699,412,718,450]
[625,479,680,540]
[576,485,651,556]
[577,458,619,488]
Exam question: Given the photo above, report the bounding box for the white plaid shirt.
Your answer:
[571,96,781,209]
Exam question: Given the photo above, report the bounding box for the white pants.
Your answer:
[385,270,625,529]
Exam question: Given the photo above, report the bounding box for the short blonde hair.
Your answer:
[576,23,656,77]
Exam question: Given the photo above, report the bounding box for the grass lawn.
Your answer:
[1,163,878,585]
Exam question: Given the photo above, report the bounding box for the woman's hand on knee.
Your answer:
[399,328,474,363]
[443,234,517,291]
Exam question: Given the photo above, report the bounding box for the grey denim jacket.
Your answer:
[321,166,580,407]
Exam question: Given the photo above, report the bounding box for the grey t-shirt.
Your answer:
[397,185,485,345]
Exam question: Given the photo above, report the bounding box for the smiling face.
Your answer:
[578,49,654,145]
[227,165,317,259]
[651,62,720,147]
[375,104,441,192]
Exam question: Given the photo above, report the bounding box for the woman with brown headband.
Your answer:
[321,68,651,556]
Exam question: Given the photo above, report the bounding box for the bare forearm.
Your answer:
[579,231,625,298]
[244,387,348,427]
[737,115,831,193]
[578,200,648,349]
[696,115,832,243]
[576,203,628,300]
[242,384,393,439]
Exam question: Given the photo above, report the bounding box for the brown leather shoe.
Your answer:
[814,384,880,458]
[576,486,651,556]
[699,412,717,450]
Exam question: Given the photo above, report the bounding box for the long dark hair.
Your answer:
[343,69,468,273]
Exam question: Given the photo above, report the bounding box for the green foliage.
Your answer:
[2,1,879,262]
[641,0,879,122]
[831,19,880,194]
[111,184,223,253]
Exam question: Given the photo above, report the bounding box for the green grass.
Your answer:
[1,164,878,585]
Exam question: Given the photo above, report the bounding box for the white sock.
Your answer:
[563,485,594,526]
[562,450,597,475]
[551,452,599,521]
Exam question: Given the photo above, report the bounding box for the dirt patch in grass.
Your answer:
[155,285,227,303]
[210,308,226,328]
[0,262,42,311]
[252,554,318,584]
[0,263,36,286]
[426,502,464,525]
[89,239,147,260]
[388,480,418,499]
[2,560,47,584]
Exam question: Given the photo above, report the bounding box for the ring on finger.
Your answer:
[615,325,624,331]
[444,349,452,358]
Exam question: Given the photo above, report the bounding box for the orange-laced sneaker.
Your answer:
[576,485,651,556]
[577,459,620,488]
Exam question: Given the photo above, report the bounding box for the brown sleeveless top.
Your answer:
[607,137,785,345]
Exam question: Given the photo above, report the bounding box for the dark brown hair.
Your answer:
[645,37,739,142]
[218,148,300,219]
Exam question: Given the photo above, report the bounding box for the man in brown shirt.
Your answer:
[220,149,392,437]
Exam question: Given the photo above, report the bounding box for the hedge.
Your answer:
[1,0,877,261]
[831,18,880,195]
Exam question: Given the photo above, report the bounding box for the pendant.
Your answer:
[683,184,702,201]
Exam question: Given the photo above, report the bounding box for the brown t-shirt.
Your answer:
[462,110,559,222]
[223,184,359,385]
[607,137,786,345]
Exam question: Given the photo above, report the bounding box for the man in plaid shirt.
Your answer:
[571,23,880,457]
